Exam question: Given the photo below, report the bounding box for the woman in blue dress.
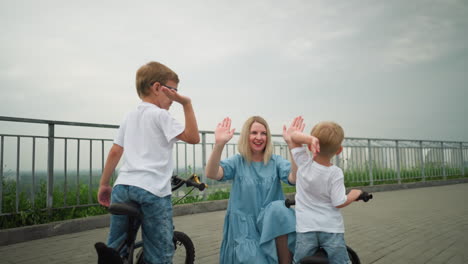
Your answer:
[206,116,309,264]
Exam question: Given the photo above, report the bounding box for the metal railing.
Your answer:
[1,116,467,216]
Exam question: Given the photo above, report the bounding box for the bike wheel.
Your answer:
[134,231,195,264]
[346,246,360,264]
[173,231,195,264]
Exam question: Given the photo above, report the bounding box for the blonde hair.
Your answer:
[311,121,344,158]
[135,61,179,98]
[237,116,273,164]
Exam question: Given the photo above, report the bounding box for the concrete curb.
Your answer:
[1,178,467,246]
[351,178,468,193]
[0,214,111,246]
[0,200,231,247]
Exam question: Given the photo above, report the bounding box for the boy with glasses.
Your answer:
[97,61,200,263]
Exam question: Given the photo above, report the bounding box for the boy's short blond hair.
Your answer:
[237,116,273,164]
[311,121,344,157]
[135,61,179,98]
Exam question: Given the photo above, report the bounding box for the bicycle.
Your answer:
[285,191,373,264]
[95,174,207,264]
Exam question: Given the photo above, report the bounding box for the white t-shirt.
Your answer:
[113,102,184,197]
[292,147,347,233]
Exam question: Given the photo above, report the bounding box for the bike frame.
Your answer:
[113,208,141,264]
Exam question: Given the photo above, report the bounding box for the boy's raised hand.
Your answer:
[161,86,191,105]
[283,116,305,144]
[308,136,320,158]
[215,117,235,145]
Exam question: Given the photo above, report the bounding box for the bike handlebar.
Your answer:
[285,198,295,208]
[284,191,373,208]
[356,191,373,202]
[171,174,208,192]
[184,175,207,191]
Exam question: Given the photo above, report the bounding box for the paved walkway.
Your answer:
[1,183,467,264]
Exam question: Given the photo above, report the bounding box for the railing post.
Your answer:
[368,139,373,186]
[184,144,188,174]
[192,146,196,174]
[420,141,425,182]
[32,137,36,208]
[201,132,207,200]
[396,140,401,184]
[461,142,465,177]
[441,142,446,180]
[89,140,93,204]
[64,139,67,206]
[101,140,105,173]
[335,151,340,168]
[176,142,179,176]
[47,123,55,210]
[76,139,80,205]
[201,132,207,176]
[0,136,2,214]
[16,137,20,213]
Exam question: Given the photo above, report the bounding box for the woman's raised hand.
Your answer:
[215,117,235,145]
[283,116,305,144]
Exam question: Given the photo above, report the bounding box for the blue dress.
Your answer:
[219,154,297,263]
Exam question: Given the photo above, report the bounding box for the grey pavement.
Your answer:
[1,183,467,264]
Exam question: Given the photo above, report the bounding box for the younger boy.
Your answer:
[97,61,200,264]
[287,121,362,264]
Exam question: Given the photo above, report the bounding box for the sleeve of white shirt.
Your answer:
[330,168,348,207]
[114,114,128,147]
[291,147,311,167]
[158,110,184,143]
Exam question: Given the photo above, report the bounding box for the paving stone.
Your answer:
[0,183,466,263]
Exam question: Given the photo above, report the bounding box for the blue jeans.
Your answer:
[107,185,174,264]
[294,231,350,264]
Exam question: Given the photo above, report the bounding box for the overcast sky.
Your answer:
[1,0,467,142]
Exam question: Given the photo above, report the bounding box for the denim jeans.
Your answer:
[294,231,351,264]
[107,185,174,264]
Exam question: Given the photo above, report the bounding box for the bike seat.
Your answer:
[109,202,141,218]
[299,248,328,264]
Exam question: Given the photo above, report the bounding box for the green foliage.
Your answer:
[0,179,108,229]
[172,194,204,204]
[206,190,230,200]
[2,163,467,229]
[172,188,231,205]
[282,184,296,194]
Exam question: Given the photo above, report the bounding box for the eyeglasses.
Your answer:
[162,84,178,92]
[150,82,178,92]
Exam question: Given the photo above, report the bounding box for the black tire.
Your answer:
[136,231,196,264]
[346,246,360,264]
[173,231,195,264]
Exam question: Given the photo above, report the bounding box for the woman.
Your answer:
[206,116,307,264]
